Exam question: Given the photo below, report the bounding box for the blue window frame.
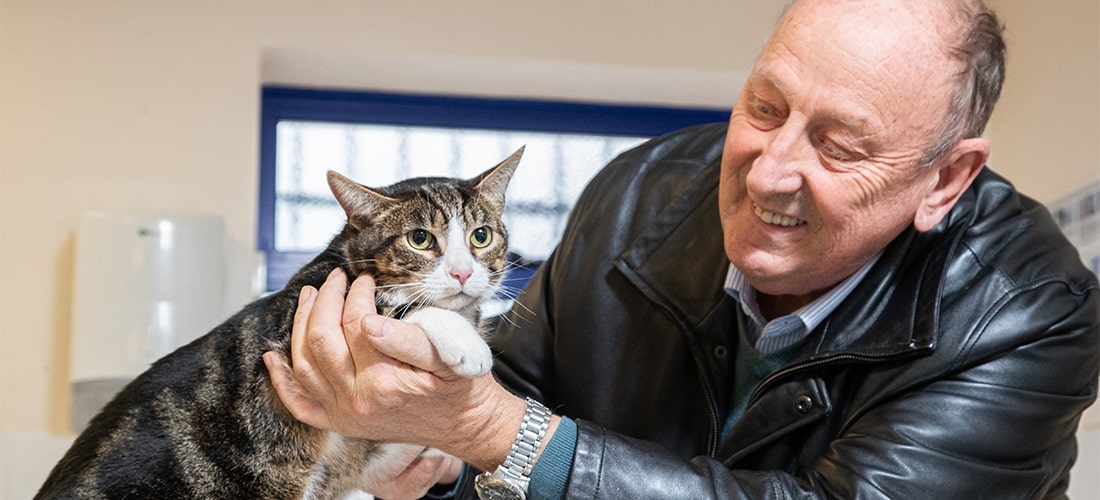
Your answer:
[258,86,729,292]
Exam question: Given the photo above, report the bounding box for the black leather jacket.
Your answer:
[484,123,1099,499]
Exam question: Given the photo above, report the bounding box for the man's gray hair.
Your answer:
[921,1,1007,167]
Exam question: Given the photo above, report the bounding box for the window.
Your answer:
[259,86,729,292]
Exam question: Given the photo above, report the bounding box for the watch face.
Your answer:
[475,476,525,500]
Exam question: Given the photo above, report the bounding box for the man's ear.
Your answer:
[914,137,990,232]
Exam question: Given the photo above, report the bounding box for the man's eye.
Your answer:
[747,98,785,127]
[821,141,845,158]
[818,138,859,162]
[750,100,777,118]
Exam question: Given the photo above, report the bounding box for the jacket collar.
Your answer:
[806,227,942,357]
[613,159,731,333]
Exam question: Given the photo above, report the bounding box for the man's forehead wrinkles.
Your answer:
[750,57,878,135]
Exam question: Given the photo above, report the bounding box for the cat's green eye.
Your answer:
[406,229,436,250]
[470,227,492,248]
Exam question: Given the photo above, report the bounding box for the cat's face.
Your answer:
[327,148,522,312]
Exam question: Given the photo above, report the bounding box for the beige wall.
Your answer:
[988,0,1100,201]
[1,0,1098,496]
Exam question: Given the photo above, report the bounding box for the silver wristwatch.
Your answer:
[474,397,552,500]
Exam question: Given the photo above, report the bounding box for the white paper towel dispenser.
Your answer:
[69,212,226,432]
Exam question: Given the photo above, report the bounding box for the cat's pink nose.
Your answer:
[451,268,471,285]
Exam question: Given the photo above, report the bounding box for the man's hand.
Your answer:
[361,447,465,500]
[261,268,531,471]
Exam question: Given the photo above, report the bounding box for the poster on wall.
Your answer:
[1050,179,1100,278]
[1049,178,1100,430]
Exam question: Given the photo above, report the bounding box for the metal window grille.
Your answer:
[258,87,730,291]
[275,121,646,261]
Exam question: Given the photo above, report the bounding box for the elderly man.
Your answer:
[266,0,1100,498]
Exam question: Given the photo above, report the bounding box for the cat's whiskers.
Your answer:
[486,304,522,329]
[376,279,432,304]
[373,279,433,309]
[492,258,535,276]
[394,288,439,318]
[373,282,420,291]
[374,283,415,312]
[485,262,533,303]
[322,248,349,260]
[491,288,536,322]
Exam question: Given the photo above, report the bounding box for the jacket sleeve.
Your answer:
[802,278,1100,498]
[567,420,815,499]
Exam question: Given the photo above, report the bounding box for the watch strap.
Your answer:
[475,397,551,499]
[502,397,551,478]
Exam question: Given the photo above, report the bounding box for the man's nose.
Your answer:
[746,122,808,195]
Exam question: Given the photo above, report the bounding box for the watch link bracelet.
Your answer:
[474,397,552,500]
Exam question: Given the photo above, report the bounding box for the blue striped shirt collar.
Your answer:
[724,252,882,353]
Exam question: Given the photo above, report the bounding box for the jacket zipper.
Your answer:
[643,289,723,457]
[699,364,721,457]
[747,348,933,408]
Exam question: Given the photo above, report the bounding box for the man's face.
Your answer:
[719,0,957,300]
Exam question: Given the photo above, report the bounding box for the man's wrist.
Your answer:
[474,398,556,499]
[454,388,541,471]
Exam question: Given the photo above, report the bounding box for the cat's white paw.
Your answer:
[403,307,492,378]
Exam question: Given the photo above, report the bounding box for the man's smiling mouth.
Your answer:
[754,204,807,227]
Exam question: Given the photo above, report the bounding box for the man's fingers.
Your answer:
[307,269,357,383]
[401,454,447,495]
[290,285,318,373]
[344,274,385,369]
[365,451,455,499]
[343,273,378,328]
[261,351,328,429]
[365,315,450,375]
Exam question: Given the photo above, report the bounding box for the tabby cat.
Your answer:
[36,147,524,499]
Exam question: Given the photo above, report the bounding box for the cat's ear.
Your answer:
[474,146,523,204]
[327,171,394,230]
